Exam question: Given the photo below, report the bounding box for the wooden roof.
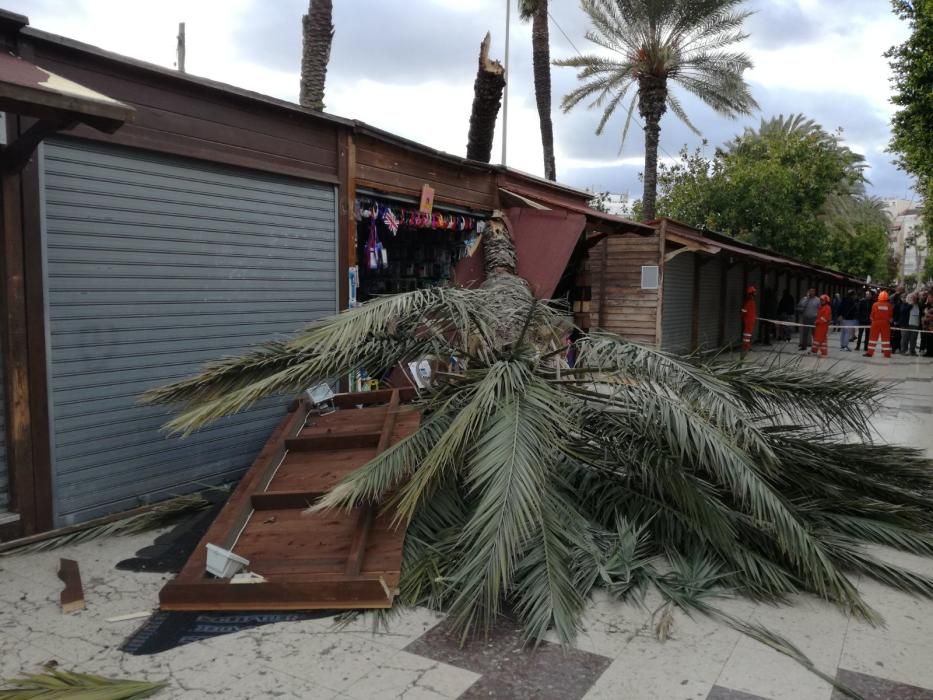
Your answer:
[159,389,419,612]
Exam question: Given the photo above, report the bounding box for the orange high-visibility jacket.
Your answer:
[742,299,757,331]
[813,304,831,342]
[870,301,892,326]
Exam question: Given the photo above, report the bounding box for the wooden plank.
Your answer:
[251,491,325,510]
[332,388,416,408]
[58,558,85,613]
[173,403,309,583]
[285,432,382,451]
[159,579,392,611]
[346,390,399,577]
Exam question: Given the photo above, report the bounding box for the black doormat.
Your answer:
[115,494,226,574]
[121,610,335,655]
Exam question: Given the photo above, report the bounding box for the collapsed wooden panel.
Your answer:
[159,389,419,612]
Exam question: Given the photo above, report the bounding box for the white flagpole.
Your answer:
[501,0,511,166]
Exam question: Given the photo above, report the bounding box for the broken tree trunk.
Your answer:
[299,0,334,111]
[466,32,506,163]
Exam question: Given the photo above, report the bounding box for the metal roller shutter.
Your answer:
[42,139,338,526]
[724,265,744,346]
[0,352,8,513]
[661,253,695,353]
[696,258,722,349]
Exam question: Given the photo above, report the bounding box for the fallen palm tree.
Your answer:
[145,218,933,659]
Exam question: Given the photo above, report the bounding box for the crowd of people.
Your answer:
[742,284,933,358]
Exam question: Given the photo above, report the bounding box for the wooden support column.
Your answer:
[337,129,356,311]
[1,166,35,537]
[19,134,53,532]
[655,219,668,348]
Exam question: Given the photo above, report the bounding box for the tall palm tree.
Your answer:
[519,0,557,181]
[556,0,758,221]
[299,0,334,111]
[146,217,933,674]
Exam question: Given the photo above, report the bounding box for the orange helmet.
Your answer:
[878,291,889,302]
[746,286,757,295]
[820,294,831,304]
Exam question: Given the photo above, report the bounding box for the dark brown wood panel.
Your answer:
[30,45,340,181]
[159,390,420,612]
[590,232,661,343]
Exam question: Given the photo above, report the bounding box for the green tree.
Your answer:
[519,0,557,180]
[146,218,933,663]
[651,115,889,279]
[555,0,757,222]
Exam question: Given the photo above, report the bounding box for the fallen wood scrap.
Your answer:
[159,389,420,612]
[58,558,84,614]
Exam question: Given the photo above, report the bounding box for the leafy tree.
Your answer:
[519,0,557,180]
[147,216,933,681]
[555,0,757,222]
[649,115,889,279]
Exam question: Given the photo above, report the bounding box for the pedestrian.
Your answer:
[864,290,893,358]
[831,293,841,333]
[838,289,858,351]
[777,289,795,341]
[919,290,929,356]
[890,285,905,353]
[742,286,757,353]
[855,290,874,351]
[923,306,933,358]
[796,288,820,351]
[901,293,921,356]
[811,294,831,356]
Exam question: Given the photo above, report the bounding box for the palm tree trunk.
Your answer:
[299,0,334,111]
[531,2,556,181]
[638,78,667,222]
[467,33,507,163]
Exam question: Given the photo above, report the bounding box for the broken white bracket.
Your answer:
[205,543,250,578]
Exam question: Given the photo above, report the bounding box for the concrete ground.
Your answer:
[0,346,930,699]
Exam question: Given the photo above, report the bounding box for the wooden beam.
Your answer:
[337,129,356,310]
[1,162,35,536]
[717,257,729,347]
[345,390,400,577]
[159,579,393,611]
[250,491,325,510]
[285,432,381,451]
[19,139,53,532]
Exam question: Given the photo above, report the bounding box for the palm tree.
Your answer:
[556,0,758,221]
[519,0,557,181]
[299,0,334,111]
[146,216,933,675]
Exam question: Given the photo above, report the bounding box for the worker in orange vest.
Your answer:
[741,286,757,353]
[811,294,831,356]
[864,290,893,358]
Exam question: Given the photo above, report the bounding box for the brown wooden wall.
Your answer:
[27,37,342,183]
[590,232,661,345]
[354,134,497,211]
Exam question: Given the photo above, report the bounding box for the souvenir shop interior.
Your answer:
[351,195,486,304]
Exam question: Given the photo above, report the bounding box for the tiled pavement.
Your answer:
[0,347,930,699]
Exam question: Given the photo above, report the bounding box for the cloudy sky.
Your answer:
[9,0,916,200]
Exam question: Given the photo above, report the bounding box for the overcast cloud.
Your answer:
[8,0,916,201]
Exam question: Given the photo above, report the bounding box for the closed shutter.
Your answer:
[696,258,722,349]
[661,253,695,353]
[724,265,744,346]
[42,139,338,526]
[0,352,7,512]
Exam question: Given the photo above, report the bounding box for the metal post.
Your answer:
[177,22,186,73]
[501,0,510,166]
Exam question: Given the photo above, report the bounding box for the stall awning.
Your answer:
[0,50,133,172]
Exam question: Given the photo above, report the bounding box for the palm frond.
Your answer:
[0,668,166,699]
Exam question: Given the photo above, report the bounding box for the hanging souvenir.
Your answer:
[383,207,399,235]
